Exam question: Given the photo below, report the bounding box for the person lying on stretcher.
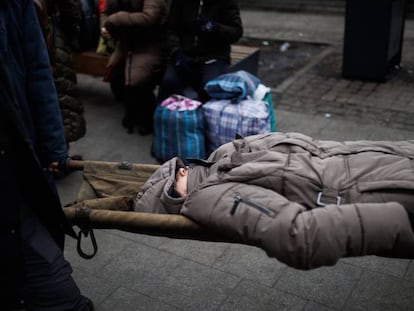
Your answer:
[134,132,414,270]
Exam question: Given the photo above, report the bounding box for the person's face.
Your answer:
[175,168,188,197]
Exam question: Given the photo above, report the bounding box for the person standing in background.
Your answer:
[35,0,87,143]
[101,0,168,135]
[157,0,243,103]
[0,0,92,309]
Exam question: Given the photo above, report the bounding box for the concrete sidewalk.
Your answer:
[58,10,414,311]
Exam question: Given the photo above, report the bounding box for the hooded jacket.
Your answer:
[135,132,414,270]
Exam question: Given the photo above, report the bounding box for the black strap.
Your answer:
[73,207,98,259]
[76,227,98,259]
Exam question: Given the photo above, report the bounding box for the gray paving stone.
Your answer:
[96,243,181,290]
[135,259,240,310]
[368,127,413,140]
[157,239,231,266]
[71,267,120,306]
[343,270,414,311]
[108,229,175,249]
[303,301,336,311]
[404,261,414,282]
[98,286,180,311]
[273,109,331,138]
[98,245,240,310]
[340,256,411,278]
[217,279,307,311]
[274,262,362,309]
[212,244,287,287]
[64,229,134,275]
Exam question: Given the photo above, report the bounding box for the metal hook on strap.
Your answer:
[76,227,98,259]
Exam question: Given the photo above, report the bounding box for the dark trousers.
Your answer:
[157,59,229,103]
[123,83,157,130]
[4,216,89,311]
[109,62,159,132]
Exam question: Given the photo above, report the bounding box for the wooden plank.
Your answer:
[72,50,109,76]
[72,44,260,77]
[229,45,260,75]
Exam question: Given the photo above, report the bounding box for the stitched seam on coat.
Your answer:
[281,146,291,197]
[354,203,365,256]
[344,155,351,204]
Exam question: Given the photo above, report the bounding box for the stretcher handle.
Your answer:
[64,207,245,244]
[66,159,161,172]
[67,159,84,170]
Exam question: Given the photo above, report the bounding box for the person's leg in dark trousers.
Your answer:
[136,82,157,136]
[123,86,140,133]
[157,63,198,103]
[21,218,92,311]
[108,61,126,103]
[123,78,158,136]
[196,59,229,102]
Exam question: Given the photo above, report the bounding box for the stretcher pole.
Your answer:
[64,206,242,243]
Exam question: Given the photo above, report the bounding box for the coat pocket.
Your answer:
[356,180,414,208]
[231,193,277,218]
[357,180,414,192]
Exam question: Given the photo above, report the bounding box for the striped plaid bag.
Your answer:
[152,95,206,163]
[202,96,272,153]
[203,71,276,153]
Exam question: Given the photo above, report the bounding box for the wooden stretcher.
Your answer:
[64,160,245,258]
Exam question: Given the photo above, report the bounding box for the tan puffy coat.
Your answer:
[135,132,414,269]
[102,0,167,86]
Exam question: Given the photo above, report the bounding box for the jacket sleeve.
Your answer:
[103,0,166,36]
[181,182,414,270]
[208,0,243,45]
[23,0,68,164]
[165,0,181,55]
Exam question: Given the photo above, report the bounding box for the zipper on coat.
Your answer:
[231,194,276,218]
[194,0,204,48]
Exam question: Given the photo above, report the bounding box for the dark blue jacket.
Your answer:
[0,0,68,166]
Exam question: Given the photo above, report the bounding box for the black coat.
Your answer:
[166,0,243,63]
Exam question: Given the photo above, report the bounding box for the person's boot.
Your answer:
[122,115,135,134]
[122,99,137,134]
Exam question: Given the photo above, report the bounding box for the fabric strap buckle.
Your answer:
[316,191,341,207]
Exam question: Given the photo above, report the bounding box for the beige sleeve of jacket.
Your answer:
[181,183,414,270]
